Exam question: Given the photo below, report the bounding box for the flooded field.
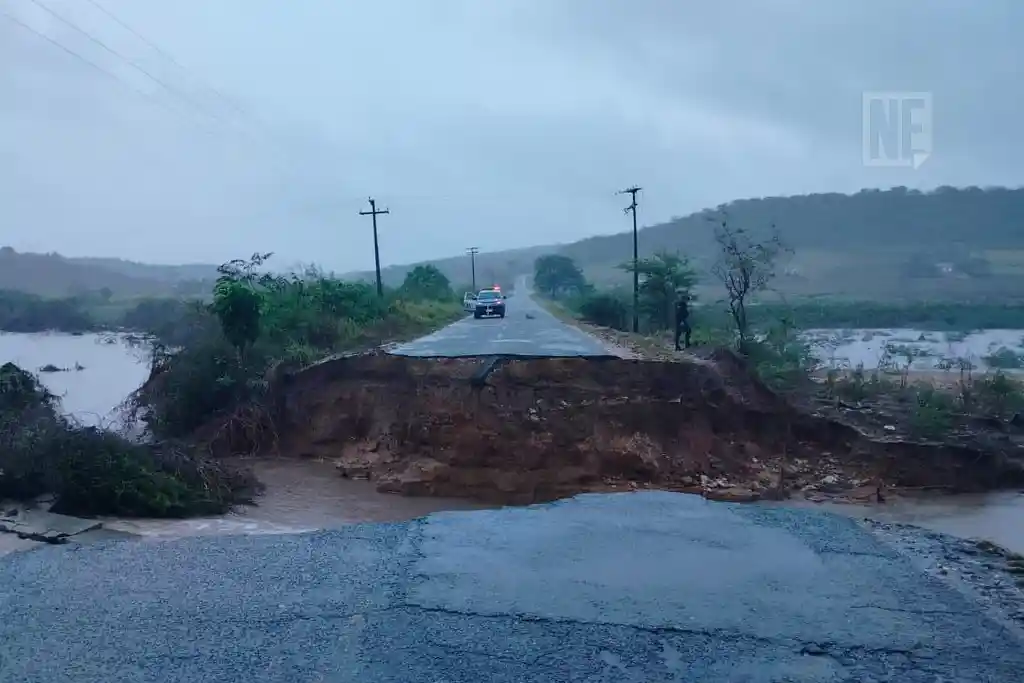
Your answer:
[804,327,1024,373]
[0,331,149,428]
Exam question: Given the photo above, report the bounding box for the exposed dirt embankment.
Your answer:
[267,350,1024,505]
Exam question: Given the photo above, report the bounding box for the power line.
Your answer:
[618,185,642,333]
[0,7,187,122]
[5,0,328,193]
[24,0,233,129]
[78,0,328,181]
[81,0,253,121]
[359,197,390,298]
[69,0,350,183]
[466,247,479,291]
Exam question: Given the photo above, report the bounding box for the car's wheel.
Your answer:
[474,311,481,319]
[499,312,505,318]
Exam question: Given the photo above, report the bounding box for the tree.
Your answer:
[619,251,697,330]
[210,253,272,354]
[399,264,452,301]
[709,215,787,349]
[533,254,586,298]
[578,290,629,330]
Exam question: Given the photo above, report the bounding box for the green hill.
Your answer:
[361,185,1024,302]
[0,247,215,299]
[345,244,558,293]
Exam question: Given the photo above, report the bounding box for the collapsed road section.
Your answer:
[242,350,1024,505]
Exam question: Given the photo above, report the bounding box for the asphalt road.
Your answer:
[390,278,621,358]
[2,492,1022,682]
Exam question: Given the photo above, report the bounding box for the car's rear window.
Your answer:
[477,291,500,300]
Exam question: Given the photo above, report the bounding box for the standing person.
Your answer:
[674,290,692,350]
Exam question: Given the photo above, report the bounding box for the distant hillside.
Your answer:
[561,185,1024,265]
[9,186,1022,302]
[357,186,1024,301]
[70,256,219,284]
[345,244,559,292]
[0,247,216,298]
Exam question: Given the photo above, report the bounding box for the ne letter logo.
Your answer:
[862,91,933,169]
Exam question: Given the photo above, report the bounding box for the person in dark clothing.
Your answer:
[674,291,692,350]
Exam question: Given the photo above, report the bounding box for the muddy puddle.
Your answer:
[101,458,492,539]
[105,459,1024,557]
[777,491,1024,555]
[4,458,1021,557]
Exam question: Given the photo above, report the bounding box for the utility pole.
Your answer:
[466,247,479,291]
[618,186,642,333]
[359,197,389,298]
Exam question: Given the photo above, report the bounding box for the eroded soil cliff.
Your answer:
[258,350,1024,505]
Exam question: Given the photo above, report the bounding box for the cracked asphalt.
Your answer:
[2,492,1022,681]
[389,277,621,358]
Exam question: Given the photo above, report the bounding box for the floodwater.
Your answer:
[804,328,1024,373]
[102,458,489,539]
[0,332,150,427]
[778,492,1024,555]
[1,331,1022,554]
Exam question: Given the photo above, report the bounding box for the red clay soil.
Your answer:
[266,350,1024,505]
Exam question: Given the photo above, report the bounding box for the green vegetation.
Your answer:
[0,362,255,517]
[130,254,462,446]
[0,289,204,334]
[983,347,1024,370]
[0,289,95,332]
[533,254,588,299]
[1,253,462,517]
[547,273,1024,334]
[621,252,697,330]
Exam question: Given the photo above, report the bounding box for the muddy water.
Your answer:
[0,331,150,428]
[778,492,1024,554]
[1,331,1022,553]
[102,458,490,538]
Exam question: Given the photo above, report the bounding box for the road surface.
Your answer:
[391,278,621,358]
[2,492,1022,682]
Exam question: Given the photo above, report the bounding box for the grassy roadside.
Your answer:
[538,295,692,361]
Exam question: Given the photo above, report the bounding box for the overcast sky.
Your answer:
[1,0,1021,272]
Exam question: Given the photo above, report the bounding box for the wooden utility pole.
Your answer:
[359,197,389,297]
[618,186,642,333]
[466,247,479,291]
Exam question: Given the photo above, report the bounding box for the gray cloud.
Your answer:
[1,0,1020,272]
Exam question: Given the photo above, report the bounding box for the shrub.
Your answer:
[983,347,1024,370]
[0,362,254,516]
[576,291,630,330]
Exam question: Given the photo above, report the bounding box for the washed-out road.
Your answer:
[2,494,1023,681]
[2,286,1023,681]
[390,277,623,358]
